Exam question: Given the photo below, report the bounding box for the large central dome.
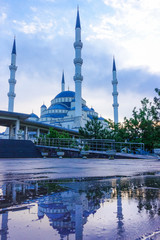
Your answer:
[55,91,75,99]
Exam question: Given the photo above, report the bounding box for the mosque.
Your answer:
[7,8,119,132]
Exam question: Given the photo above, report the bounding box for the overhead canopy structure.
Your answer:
[0,110,80,139]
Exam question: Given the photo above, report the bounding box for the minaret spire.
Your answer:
[76,6,81,29]
[61,70,65,92]
[74,7,83,128]
[112,56,119,124]
[8,38,17,112]
[12,37,16,54]
[113,56,116,71]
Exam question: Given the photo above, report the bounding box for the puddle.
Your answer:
[0,175,160,240]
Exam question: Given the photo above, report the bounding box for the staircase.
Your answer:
[0,139,42,158]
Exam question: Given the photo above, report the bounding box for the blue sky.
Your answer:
[0,0,159,125]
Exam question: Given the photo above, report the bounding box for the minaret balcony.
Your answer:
[74,74,83,81]
[74,58,83,65]
[112,80,118,84]
[8,78,16,84]
[8,92,16,98]
[112,103,119,107]
[9,65,17,71]
[74,41,83,48]
[112,92,118,96]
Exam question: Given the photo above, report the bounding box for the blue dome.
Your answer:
[88,115,94,119]
[42,113,67,118]
[41,104,46,108]
[46,213,65,220]
[99,117,104,120]
[40,203,66,209]
[83,106,93,112]
[29,113,39,119]
[48,103,69,110]
[55,91,75,99]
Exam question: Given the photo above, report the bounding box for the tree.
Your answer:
[120,89,160,151]
[106,119,129,142]
[79,117,107,139]
[47,128,70,139]
[154,88,160,120]
[105,89,160,151]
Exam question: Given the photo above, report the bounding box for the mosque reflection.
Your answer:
[37,186,103,240]
[0,176,160,240]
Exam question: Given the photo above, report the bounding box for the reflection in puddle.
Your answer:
[0,176,160,240]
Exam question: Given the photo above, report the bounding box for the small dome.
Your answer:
[55,91,75,99]
[48,103,69,110]
[83,106,93,112]
[29,113,39,119]
[46,212,65,220]
[99,117,104,120]
[88,115,94,119]
[38,215,44,220]
[41,104,46,108]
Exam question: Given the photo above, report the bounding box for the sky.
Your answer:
[0,0,160,128]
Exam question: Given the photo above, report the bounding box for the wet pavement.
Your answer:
[0,158,160,240]
[0,158,160,182]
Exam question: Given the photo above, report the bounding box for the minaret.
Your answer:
[116,180,125,238]
[1,212,8,240]
[61,70,65,92]
[8,38,17,112]
[112,57,119,124]
[74,7,83,128]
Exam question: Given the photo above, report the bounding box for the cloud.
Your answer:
[41,0,55,2]
[83,85,150,122]
[86,0,160,73]
[118,68,160,94]
[118,90,150,121]
[0,0,159,127]
[30,7,37,12]
[13,17,54,34]
[0,12,7,24]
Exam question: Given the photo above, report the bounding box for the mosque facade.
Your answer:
[7,8,119,132]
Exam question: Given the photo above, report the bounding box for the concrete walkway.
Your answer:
[117,152,160,159]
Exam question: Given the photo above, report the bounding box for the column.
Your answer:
[37,128,40,138]
[15,119,20,139]
[24,126,28,140]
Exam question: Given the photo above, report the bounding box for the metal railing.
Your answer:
[35,138,145,154]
